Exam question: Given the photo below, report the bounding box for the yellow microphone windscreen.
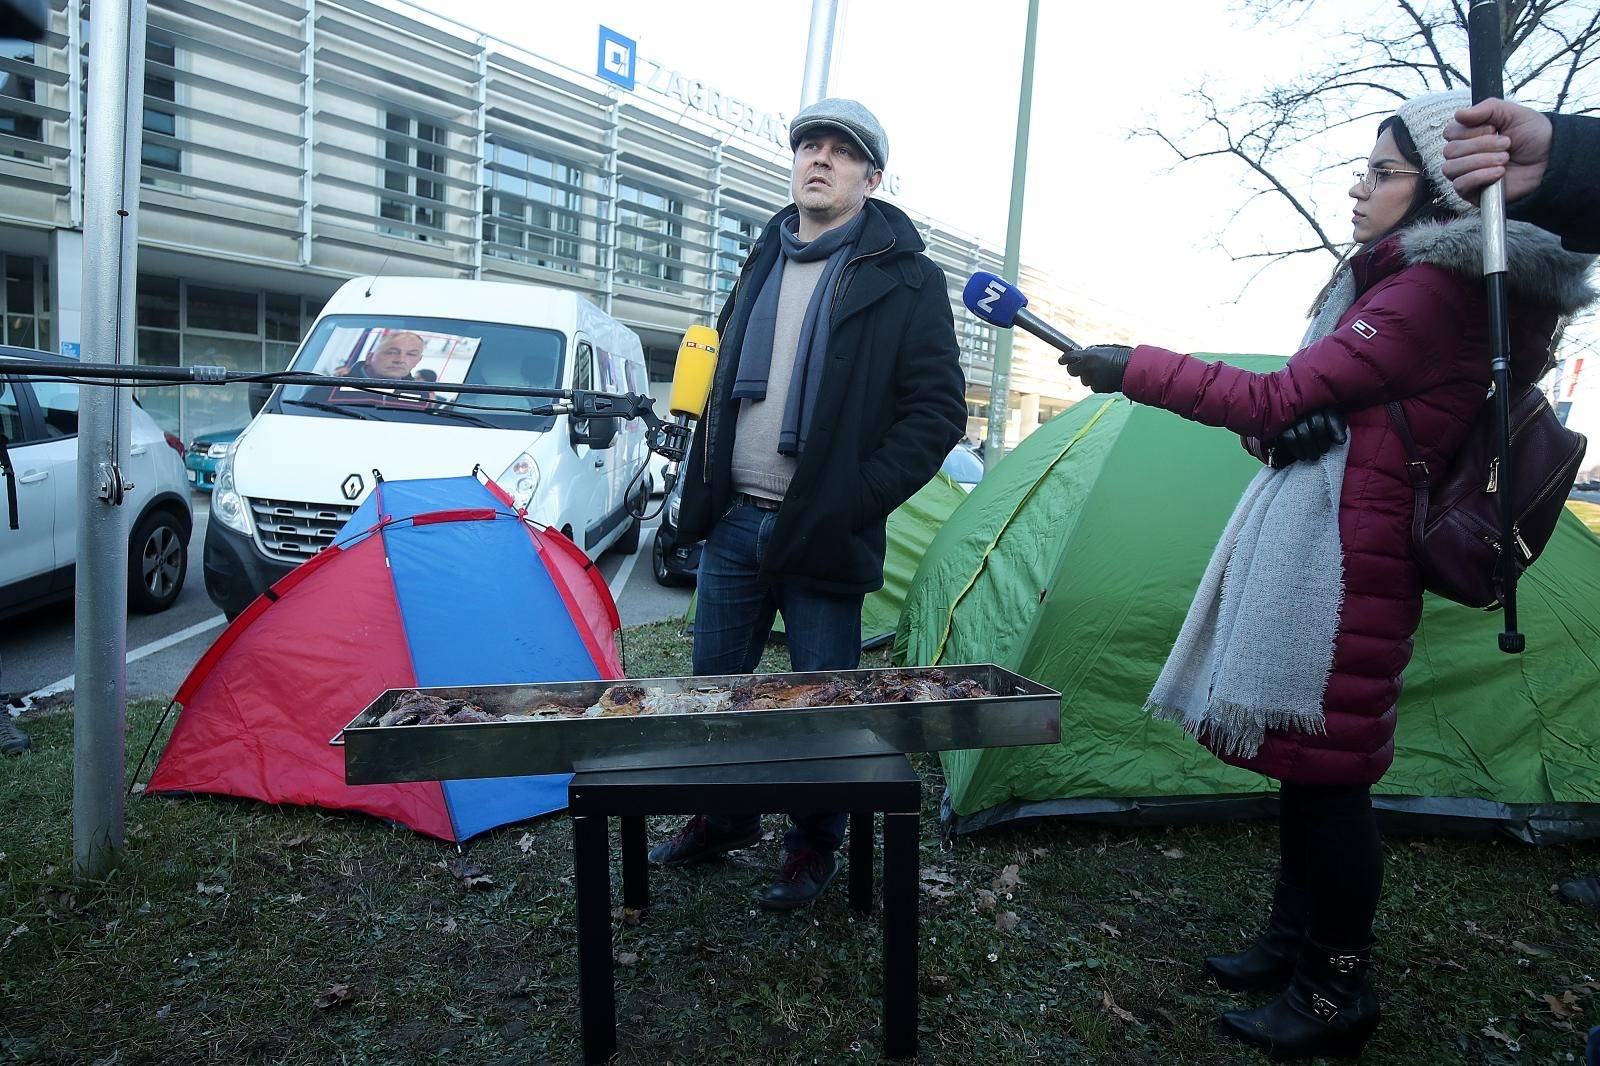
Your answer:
[668,324,718,420]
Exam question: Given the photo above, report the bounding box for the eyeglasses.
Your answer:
[1353,167,1422,193]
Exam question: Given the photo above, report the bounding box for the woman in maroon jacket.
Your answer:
[1063,92,1595,1059]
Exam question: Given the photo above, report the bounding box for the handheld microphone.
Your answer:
[668,324,719,422]
[962,271,1082,354]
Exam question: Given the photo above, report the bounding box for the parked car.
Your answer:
[941,442,985,493]
[0,346,194,619]
[651,469,700,587]
[205,277,654,619]
[184,427,242,491]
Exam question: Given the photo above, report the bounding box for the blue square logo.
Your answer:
[597,26,636,90]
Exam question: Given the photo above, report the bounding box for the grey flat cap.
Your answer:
[789,98,888,170]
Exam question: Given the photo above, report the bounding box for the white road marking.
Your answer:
[24,613,228,701]
[607,527,656,600]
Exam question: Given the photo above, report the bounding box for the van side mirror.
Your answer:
[570,417,619,450]
[247,382,273,417]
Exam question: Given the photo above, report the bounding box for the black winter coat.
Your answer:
[1510,113,1599,253]
[677,199,967,595]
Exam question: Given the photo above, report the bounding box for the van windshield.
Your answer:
[270,314,566,431]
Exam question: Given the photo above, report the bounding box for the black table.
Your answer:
[567,754,923,1063]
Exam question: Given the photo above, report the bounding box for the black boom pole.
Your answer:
[1466,0,1524,654]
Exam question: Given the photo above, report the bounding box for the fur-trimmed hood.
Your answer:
[1401,216,1597,316]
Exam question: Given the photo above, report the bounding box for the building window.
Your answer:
[715,214,760,295]
[0,37,44,161]
[616,178,684,290]
[141,36,181,182]
[379,110,447,240]
[481,138,587,272]
[2,254,49,350]
[133,275,320,438]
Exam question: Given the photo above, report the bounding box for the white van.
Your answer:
[203,277,653,618]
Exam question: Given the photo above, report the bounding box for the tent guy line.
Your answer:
[23,614,228,703]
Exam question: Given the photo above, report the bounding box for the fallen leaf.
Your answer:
[1030,847,1048,859]
[516,833,535,855]
[1510,940,1546,957]
[611,907,642,927]
[1,923,28,950]
[440,917,457,935]
[920,867,959,899]
[129,782,146,795]
[195,882,226,896]
[991,864,1022,894]
[313,983,352,1010]
[1101,991,1137,1024]
[444,859,495,890]
[616,951,638,966]
[1097,921,1122,938]
[995,911,1021,933]
[1160,847,1185,860]
[282,835,311,848]
[1541,991,1580,1020]
[1481,1025,1520,1051]
[760,828,777,842]
[975,889,998,913]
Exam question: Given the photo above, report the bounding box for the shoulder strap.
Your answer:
[1385,401,1430,555]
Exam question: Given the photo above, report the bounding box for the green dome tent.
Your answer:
[896,356,1600,843]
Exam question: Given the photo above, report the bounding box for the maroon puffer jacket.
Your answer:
[1123,218,1595,786]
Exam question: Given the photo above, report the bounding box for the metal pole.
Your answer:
[985,0,1039,471]
[73,0,146,880]
[799,0,840,108]
[1466,0,1524,654]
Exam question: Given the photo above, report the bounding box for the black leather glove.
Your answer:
[1266,409,1347,468]
[1058,344,1132,394]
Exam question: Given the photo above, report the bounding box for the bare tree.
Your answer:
[1141,0,1600,276]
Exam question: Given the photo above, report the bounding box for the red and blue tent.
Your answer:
[146,475,622,841]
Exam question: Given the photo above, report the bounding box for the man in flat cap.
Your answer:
[653,99,967,909]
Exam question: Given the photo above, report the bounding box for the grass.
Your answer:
[1568,500,1600,536]
[2,619,1597,1064]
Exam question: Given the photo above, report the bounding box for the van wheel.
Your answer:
[129,509,188,614]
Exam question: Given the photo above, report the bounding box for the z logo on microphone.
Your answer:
[977,280,1007,314]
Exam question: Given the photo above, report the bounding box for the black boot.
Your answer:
[1204,879,1310,992]
[1219,940,1379,1060]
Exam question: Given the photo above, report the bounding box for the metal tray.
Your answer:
[335,664,1061,784]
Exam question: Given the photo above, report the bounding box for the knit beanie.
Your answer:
[1394,90,1474,215]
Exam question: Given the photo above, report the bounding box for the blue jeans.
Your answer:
[695,498,863,855]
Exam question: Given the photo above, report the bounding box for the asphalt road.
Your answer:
[0,495,691,703]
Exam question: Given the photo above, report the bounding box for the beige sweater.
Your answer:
[729,256,827,501]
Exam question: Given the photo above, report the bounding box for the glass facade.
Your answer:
[0,37,42,161]
[615,179,686,291]
[141,36,181,182]
[380,111,448,240]
[134,276,321,440]
[1,254,48,351]
[482,137,589,273]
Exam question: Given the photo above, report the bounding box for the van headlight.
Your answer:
[213,446,252,535]
[497,451,541,510]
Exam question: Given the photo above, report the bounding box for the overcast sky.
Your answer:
[416,0,1596,375]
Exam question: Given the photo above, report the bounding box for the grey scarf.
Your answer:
[1144,268,1357,758]
[731,208,864,455]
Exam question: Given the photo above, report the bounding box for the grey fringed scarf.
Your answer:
[731,209,865,456]
[1144,269,1356,758]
